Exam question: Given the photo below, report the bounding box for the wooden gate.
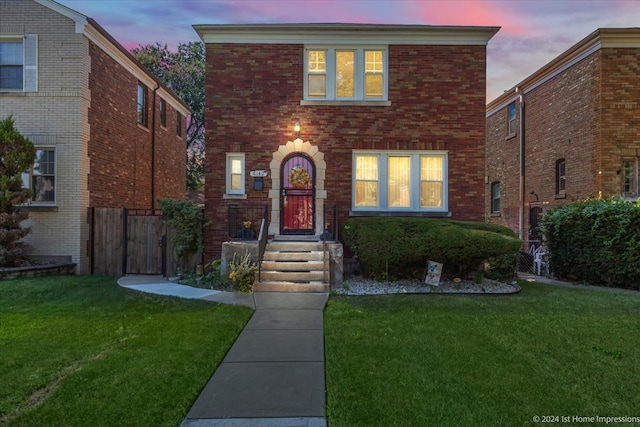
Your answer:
[89,208,173,276]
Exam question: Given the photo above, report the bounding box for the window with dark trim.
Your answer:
[508,102,516,136]
[137,83,148,126]
[159,98,166,127]
[556,159,566,196]
[176,112,182,136]
[491,181,501,213]
[622,158,638,197]
[21,148,56,204]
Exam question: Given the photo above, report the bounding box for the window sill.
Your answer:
[490,212,501,217]
[554,194,566,199]
[0,90,26,96]
[300,100,391,107]
[505,133,517,141]
[349,210,451,218]
[223,194,247,200]
[137,123,150,131]
[20,205,58,212]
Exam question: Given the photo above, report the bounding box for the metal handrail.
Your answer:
[321,204,338,284]
[257,204,269,282]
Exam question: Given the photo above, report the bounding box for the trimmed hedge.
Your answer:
[541,198,640,289]
[342,217,521,281]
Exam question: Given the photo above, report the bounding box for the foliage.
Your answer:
[0,116,36,267]
[342,217,521,280]
[541,198,640,289]
[324,281,640,426]
[157,198,207,273]
[0,275,252,427]
[131,42,205,190]
[228,251,257,293]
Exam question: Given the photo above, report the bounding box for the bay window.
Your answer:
[353,151,447,212]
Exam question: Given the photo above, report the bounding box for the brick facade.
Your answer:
[0,0,188,273]
[197,25,497,259]
[486,29,640,239]
[88,42,186,209]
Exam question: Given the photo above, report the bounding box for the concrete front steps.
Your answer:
[253,238,330,292]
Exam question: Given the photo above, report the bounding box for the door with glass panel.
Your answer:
[281,154,315,235]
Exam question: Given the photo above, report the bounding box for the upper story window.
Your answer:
[304,47,387,101]
[622,158,638,198]
[137,84,148,127]
[22,148,55,204]
[491,182,501,213]
[0,35,37,92]
[555,158,566,196]
[176,112,182,137]
[353,151,447,212]
[508,102,517,136]
[159,98,166,127]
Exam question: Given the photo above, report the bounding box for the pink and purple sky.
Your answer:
[56,0,640,101]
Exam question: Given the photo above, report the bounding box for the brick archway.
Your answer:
[268,138,326,236]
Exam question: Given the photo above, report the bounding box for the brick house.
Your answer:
[486,28,640,241]
[194,24,498,289]
[0,0,190,273]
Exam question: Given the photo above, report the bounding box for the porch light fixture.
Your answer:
[294,121,301,138]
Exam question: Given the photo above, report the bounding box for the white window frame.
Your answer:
[0,34,37,92]
[226,153,245,195]
[21,147,56,205]
[352,150,448,213]
[304,46,388,101]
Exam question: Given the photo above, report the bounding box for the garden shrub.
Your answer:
[342,217,521,281]
[228,251,257,293]
[158,198,208,274]
[0,116,36,267]
[541,198,640,289]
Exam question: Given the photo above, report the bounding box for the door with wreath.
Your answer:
[280,153,315,235]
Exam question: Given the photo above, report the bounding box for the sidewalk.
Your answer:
[117,275,255,308]
[116,276,328,427]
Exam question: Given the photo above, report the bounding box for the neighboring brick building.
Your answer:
[0,0,189,273]
[486,28,640,241]
[194,24,499,261]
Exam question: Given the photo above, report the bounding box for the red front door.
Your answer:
[281,154,315,235]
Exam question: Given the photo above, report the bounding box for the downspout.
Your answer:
[151,84,159,210]
[518,88,525,240]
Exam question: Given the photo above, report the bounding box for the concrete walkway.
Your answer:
[117,276,328,427]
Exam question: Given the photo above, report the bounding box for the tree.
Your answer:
[131,42,205,190]
[0,116,36,267]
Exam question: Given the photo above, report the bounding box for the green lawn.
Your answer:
[0,276,253,427]
[324,281,640,427]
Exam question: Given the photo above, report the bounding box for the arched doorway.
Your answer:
[280,153,315,235]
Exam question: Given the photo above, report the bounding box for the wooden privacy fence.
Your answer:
[89,207,176,277]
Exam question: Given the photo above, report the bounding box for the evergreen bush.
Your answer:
[0,116,36,267]
[541,198,640,289]
[342,217,521,281]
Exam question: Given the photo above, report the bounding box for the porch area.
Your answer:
[222,203,343,293]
